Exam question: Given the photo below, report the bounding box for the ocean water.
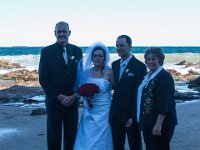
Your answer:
[0,46,200,56]
[0,46,200,74]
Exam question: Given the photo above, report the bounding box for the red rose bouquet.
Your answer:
[76,83,99,108]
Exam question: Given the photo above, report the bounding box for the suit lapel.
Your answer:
[55,43,69,67]
[114,60,121,85]
[119,56,135,83]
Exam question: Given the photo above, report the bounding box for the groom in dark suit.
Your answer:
[109,35,147,150]
[39,21,82,150]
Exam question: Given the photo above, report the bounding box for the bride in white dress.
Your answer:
[74,42,114,150]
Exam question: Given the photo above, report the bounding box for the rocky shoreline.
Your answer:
[0,60,200,106]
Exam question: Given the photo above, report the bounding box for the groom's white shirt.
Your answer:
[119,55,132,80]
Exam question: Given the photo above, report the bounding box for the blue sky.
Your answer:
[0,0,200,46]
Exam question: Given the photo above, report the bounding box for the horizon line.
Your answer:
[0,45,200,48]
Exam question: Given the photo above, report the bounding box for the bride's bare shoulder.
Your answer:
[103,66,112,71]
[103,67,113,78]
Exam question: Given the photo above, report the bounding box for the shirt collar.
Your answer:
[120,55,132,66]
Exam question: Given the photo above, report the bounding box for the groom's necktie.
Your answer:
[63,47,68,64]
[119,63,126,80]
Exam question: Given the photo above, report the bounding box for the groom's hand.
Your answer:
[126,118,133,127]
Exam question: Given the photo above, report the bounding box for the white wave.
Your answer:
[3,101,46,108]
[164,64,200,75]
[0,128,18,139]
[1,53,200,69]
[0,54,39,71]
[3,102,25,107]
[20,103,46,108]
[28,95,45,102]
[175,84,199,93]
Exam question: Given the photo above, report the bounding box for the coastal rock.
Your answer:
[166,69,196,81]
[0,60,22,69]
[188,70,200,75]
[0,79,16,90]
[166,69,181,77]
[1,69,38,82]
[193,62,200,69]
[174,90,200,100]
[175,60,200,68]
[178,74,196,82]
[31,108,46,116]
[0,85,44,103]
[188,76,200,92]
[175,60,193,66]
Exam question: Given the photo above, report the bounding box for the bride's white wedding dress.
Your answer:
[74,78,113,150]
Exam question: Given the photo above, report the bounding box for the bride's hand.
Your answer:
[86,97,93,108]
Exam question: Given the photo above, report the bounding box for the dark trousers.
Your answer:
[142,128,175,150]
[47,105,78,150]
[110,121,142,150]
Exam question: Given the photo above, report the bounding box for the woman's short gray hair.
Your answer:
[144,47,165,66]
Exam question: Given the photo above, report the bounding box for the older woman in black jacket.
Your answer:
[137,47,177,150]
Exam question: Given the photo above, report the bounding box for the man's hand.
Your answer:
[126,118,133,127]
[57,94,76,107]
[57,94,66,101]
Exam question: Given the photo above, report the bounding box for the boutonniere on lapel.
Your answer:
[69,56,78,63]
[125,69,135,77]
[70,56,75,61]
[125,69,129,73]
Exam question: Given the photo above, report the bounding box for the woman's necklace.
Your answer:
[92,67,104,77]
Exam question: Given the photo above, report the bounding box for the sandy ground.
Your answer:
[0,100,200,150]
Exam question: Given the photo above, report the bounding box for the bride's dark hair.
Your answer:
[83,42,110,70]
[80,42,110,84]
[92,47,107,75]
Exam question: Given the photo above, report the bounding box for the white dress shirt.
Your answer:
[119,55,132,80]
[63,47,68,64]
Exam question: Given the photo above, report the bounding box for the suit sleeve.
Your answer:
[157,73,174,114]
[73,48,83,90]
[39,48,59,99]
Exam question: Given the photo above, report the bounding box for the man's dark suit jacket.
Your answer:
[109,55,147,125]
[39,42,82,110]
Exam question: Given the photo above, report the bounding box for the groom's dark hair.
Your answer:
[117,35,132,45]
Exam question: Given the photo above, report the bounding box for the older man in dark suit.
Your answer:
[39,21,82,150]
[109,35,147,150]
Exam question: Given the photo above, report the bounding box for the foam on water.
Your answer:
[20,103,46,108]
[0,128,19,139]
[164,64,200,75]
[0,54,39,71]
[1,53,200,106]
[29,95,45,102]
